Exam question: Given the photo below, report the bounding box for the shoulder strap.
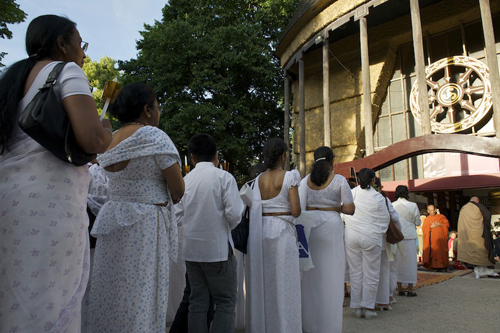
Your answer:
[248,178,257,189]
[42,62,67,89]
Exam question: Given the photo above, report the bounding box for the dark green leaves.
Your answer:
[119,0,299,181]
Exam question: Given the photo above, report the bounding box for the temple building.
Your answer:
[276,0,500,229]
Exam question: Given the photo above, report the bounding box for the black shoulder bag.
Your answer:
[18,62,96,166]
[231,178,256,254]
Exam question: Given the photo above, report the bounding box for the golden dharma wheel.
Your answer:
[410,56,493,133]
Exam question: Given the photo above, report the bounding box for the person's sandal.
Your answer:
[376,304,392,311]
[398,291,406,296]
[406,291,417,297]
[364,309,377,319]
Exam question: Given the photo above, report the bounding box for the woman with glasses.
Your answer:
[89,83,184,332]
[0,15,112,332]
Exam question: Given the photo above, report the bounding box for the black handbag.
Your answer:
[231,179,255,254]
[232,206,250,254]
[18,62,96,166]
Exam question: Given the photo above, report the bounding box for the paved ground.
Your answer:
[342,266,500,333]
[170,264,500,332]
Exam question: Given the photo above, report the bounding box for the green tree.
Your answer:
[83,56,121,116]
[119,0,299,181]
[0,0,27,67]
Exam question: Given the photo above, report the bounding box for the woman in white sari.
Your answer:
[90,83,184,332]
[246,138,301,333]
[344,168,390,319]
[299,147,354,333]
[393,185,421,297]
[0,15,112,332]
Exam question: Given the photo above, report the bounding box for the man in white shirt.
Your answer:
[176,133,244,333]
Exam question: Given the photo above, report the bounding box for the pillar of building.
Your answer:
[299,55,306,177]
[360,15,374,156]
[410,0,432,135]
[284,73,291,170]
[479,0,500,138]
[322,37,331,147]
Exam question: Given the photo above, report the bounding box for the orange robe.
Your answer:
[422,214,450,270]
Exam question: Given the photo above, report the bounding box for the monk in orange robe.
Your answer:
[422,205,450,271]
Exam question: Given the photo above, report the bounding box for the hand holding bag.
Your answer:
[385,199,404,244]
[18,62,96,166]
[296,211,315,272]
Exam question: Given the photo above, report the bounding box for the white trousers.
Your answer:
[345,228,382,309]
[375,249,390,304]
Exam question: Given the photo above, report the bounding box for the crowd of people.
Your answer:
[1,14,499,333]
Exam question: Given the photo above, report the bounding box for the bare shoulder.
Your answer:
[259,169,286,200]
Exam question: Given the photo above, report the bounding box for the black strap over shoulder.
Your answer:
[19,61,95,166]
[41,62,67,89]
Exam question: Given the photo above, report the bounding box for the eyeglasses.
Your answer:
[149,104,164,114]
[81,41,88,52]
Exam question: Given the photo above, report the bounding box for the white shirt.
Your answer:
[176,162,244,262]
[343,186,390,244]
[392,198,421,239]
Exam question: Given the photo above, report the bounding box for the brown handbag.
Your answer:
[385,199,404,244]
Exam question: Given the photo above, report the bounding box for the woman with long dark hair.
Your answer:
[246,138,301,333]
[299,147,354,333]
[0,15,112,331]
[343,168,390,319]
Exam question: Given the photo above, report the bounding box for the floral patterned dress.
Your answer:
[90,126,180,332]
[0,61,92,333]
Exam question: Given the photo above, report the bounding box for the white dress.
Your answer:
[376,197,400,305]
[90,126,180,332]
[393,198,421,284]
[0,62,92,333]
[299,174,353,333]
[246,170,301,333]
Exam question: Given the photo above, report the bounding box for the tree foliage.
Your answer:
[119,0,299,181]
[0,0,27,67]
[83,56,121,115]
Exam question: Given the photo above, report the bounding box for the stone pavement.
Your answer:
[342,266,500,333]
[170,265,500,332]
